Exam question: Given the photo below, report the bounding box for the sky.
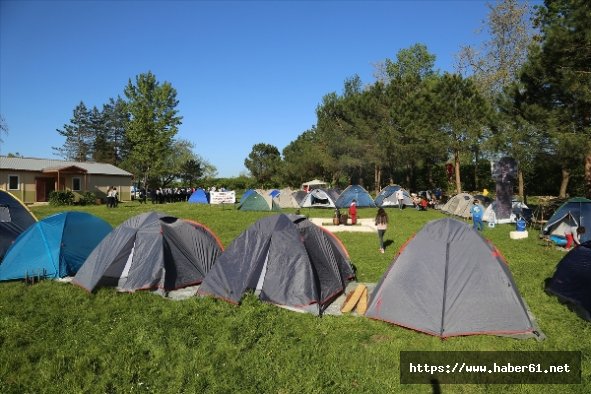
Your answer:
[0,0,525,178]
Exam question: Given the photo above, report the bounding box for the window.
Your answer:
[72,177,81,191]
[8,175,19,190]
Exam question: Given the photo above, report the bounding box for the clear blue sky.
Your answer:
[1,0,522,178]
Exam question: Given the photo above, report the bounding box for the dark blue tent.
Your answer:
[335,185,375,209]
[188,188,209,204]
[546,241,591,321]
[0,190,37,260]
[0,211,112,281]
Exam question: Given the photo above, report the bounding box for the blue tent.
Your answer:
[335,185,376,209]
[0,212,112,281]
[240,189,256,203]
[269,189,281,198]
[188,188,209,204]
[543,198,591,243]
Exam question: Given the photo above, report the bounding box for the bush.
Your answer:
[48,191,75,206]
[78,191,97,206]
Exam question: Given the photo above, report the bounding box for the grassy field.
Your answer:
[0,202,589,393]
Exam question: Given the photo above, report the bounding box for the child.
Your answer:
[375,208,389,253]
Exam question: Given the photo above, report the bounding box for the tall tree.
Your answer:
[244,143,282,187]
[53,101,92,161]
[456,0,535,199]
[0,115,7,149]
[123,71,182,188]
[101,97,130,165]
[431,73,491,194]
[519,0,591,197]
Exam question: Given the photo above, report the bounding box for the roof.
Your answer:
[0,156,132,177]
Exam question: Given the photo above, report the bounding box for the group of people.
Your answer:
[106,187,118,208]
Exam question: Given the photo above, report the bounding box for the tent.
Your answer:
[483,200,529,224]
[0,190,37,260]
[335,185,376,209]
[299,188,340,208]
[365,218,535,338]
[273,188,301,209]
[374,185,414,208]
[188,188,209,204]
[543,198,591,243]
[238,190,281,211]
[545,240,591,321]
[198,214,355,315]
[73,212,223,292]
[301,179,327,191]
[240,189,256,203]
[0,212,111,281]
[441,193,474,218]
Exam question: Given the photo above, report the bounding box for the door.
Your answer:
[35,178,55,202]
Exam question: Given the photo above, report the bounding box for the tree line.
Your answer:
[52,72,215,189]
[245,0,590,199]
[46,0,588,198]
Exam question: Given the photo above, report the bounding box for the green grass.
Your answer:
[1,202,590,393]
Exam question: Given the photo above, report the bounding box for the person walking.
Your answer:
[375,208,389,253]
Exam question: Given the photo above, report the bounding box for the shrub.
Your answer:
[48,190,75,206]
[78,191,97,206]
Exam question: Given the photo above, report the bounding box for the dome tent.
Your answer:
[0,190,37,260]
[335,185,376,208]
[198,214,355,315]
[73,212,223,292]
[374,185,414,208]
[365,218,537,338]
[0,212,111,281]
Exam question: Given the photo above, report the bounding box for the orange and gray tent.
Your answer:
[365,218,535,338]
[0,190,37,260]
[73,212,223,292]
[198,214,355,314]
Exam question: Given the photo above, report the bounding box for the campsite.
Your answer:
[0,200,589,393]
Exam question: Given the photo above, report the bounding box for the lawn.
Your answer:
[0,202,589,393]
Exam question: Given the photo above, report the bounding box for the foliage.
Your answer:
[77,191,97,206]
[244,143,282,188]
[53,101,92,162]
[123,71,182,189]
[0,203,588,393]
[48,190,75,206]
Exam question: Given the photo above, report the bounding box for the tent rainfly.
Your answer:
[365,218,537,338]
[335,185,376,208]
[0,190,37,260]
[0,212,111,281]
[374,185,414,208]
[198,214,355,315]
[73,212,223,292]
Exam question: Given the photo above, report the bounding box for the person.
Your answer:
[348,199,357,225]
[419,197,428,211]
[106,187,114,208]
[112,187,118,207]
[375,208,389,253]
[565,226,586,249]
[470,199,484,231]
[395,188,405,210]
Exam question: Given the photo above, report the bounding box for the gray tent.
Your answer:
[198,214,355,314]
[299,188,340,208]
[365,218,535,338]
[73,212,223,292]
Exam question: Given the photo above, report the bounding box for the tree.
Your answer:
[53,101,92,161]
[519,0,591,197]
[123,71,182,188]
[431,73,491,194]
[244,143,282,187]
[101,97,130,165]
[179,159,203,188]
[456,0,534,97]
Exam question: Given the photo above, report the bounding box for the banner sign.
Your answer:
[210,191,236,204]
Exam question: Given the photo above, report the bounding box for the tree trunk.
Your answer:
[454,151,462,194]
[585,153,591,199]
[518,168,525,202]
[559,167,570,198]
[374,164,381,195]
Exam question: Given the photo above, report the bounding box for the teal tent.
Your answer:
[238,191,281,211]
[0,212,112,281]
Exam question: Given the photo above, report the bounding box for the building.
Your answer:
[0,156,133,204]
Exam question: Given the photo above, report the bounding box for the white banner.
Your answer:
[209,191,236,204]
